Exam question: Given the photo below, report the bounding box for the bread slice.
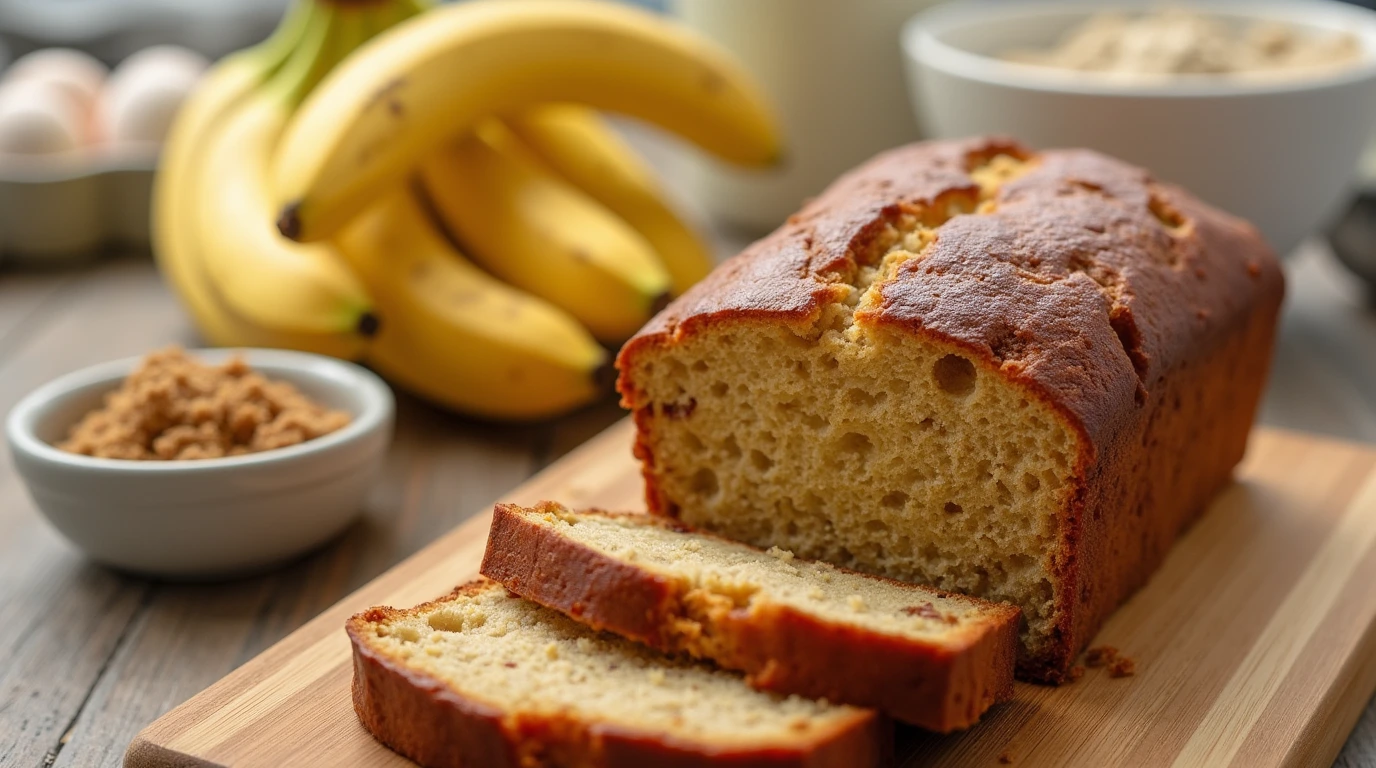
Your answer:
[348,579,889,768]
[481,502,1020,732]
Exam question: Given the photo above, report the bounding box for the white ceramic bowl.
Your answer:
[902,0,1376,256]
[5,348,394,578]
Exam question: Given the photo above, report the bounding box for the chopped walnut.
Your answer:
[766,546,795,563]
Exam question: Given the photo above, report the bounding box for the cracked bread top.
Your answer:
[617,137,1284,462]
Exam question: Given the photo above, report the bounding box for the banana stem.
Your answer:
[262,0,313,58]
[267,0,425,110]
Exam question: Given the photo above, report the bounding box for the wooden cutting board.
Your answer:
[125,420,1376,768]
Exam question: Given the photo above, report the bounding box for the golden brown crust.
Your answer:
[347,579,891,767]
[481,503,1019,731]
[616,137,1284,684]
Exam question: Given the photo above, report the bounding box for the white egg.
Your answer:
[99,45,209,147]
[0,78,84,155]
[5,48,108,134]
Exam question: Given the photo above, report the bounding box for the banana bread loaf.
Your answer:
[348,579,888,767]
[616,137,1284,683]
[481,502,1020,731]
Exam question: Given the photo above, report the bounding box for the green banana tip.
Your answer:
[277,201,304,241]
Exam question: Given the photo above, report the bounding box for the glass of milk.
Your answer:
[671,0,943,234]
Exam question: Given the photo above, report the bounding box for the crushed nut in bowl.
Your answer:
[58,346,350,460]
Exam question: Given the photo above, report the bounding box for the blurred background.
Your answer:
[3,1,1376,766]
[3,0,1376,273]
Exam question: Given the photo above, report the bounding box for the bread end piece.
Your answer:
[348,580,891,768]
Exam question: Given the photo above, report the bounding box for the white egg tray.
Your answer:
[0,0,284,63]
[0,0,287,266]
[0,149,155,264]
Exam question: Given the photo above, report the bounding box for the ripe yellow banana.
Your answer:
[152,1,366,359]
[422,122,669,344]
[506,106,714,297]
[194,2,377,337]
[336,188,610,419]
[273,0,781,242]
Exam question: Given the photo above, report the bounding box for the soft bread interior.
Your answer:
[359,581,864,745]
[621,154,1077,660]
[528,506,1007,643]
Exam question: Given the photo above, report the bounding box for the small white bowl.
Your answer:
[5,348,394,579]
[902,0,1376,256]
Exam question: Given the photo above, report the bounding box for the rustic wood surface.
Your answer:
[1,233,1375,767]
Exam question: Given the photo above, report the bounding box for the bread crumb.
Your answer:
[1084,645,1118,668]
[57,346,349,460]
[683,540,702,553]
[847,595,865,612]
[998,752,1014,764]
[1083,646,1136,678]
[1067,664,1086,682]
[766,546,795,563]
[1109,656,1136,678]
[544,643,559,660]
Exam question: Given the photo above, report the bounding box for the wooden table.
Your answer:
[1,235,1374,767]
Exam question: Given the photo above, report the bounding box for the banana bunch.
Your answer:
[154,0,780,420]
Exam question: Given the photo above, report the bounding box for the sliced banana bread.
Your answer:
[616,137,1284,683]
[481,502,1019,732]
[348,579,888,768]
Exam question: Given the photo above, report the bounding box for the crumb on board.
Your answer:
[1082,645,1136,678]
[1067,664,1086,682]
[57,346,351,460]
[1084,645,1119,668]
[998,751,1013,764]
[1109,656,1136,678]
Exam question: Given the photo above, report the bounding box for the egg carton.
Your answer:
[0,0,284,265]
[0,0,284,63]
[0,149,155,264]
